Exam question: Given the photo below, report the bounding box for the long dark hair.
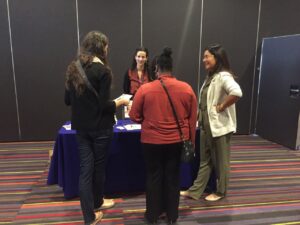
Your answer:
[65,31,109,95]
[130,47,149,72]
[205,44,234,76]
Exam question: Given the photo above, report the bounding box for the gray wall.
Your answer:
[143,0,201,94]
[201,0,260,134]
[0,0,19,141]
[8,0,77,141]
[0,0,299,142]
[78,0,141,103]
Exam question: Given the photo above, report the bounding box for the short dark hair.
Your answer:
[157,47,173,72]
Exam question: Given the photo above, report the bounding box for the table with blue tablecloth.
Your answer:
[47,120,201,199]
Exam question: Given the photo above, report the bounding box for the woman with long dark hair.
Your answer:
[65,31,129,225]
[123,47,154,96]
[181,44,242,202]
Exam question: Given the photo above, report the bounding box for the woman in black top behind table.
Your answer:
[123,47,154,96]
[65,31,129,225]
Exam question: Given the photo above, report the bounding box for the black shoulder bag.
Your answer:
[160,79,195,163]
[75,60,99,98]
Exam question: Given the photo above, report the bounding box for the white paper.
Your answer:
[123,101,133,119]
[63,124,72,130]
[124,124,141,130]
[116,126,125,130]
[122,94,132,101]
[114,94,132,102]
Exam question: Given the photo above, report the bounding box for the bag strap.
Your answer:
[75,60,99,98]
[160,79,184,141]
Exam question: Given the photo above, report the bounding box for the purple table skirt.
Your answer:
[47,120,200,199]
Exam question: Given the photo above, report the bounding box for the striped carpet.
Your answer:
[0,135,300,225]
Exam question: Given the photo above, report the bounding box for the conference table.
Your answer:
[47,120,201,199]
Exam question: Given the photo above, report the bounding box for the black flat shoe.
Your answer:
[144,213,158,224]
[167,219,178,224]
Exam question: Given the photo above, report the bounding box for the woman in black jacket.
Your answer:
[65,31,129,225]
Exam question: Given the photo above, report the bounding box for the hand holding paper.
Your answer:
[114,94,132,107]
[124,100,133,118]
[120,94,132,101]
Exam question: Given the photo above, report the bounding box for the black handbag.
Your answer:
[160,79,195,163]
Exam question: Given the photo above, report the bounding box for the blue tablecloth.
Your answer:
[47,120,200,199]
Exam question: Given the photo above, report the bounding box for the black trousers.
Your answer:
[76,129,113,224]
[142,142,182,223]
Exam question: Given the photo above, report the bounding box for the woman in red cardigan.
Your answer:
[123,47,154,96]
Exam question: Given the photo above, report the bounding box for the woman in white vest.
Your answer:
[181,44,242,201]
